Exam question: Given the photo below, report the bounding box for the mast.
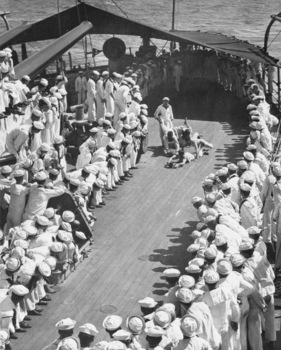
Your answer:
[172,0,176,31]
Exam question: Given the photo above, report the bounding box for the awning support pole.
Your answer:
[278,67,281,109]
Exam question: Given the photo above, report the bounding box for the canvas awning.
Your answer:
[2,3,279,66]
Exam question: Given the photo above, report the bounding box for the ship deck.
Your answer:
[12,85,276,349]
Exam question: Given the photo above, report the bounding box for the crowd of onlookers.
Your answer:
[0,41,279,349]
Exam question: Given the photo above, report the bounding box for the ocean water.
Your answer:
[0,0,281,67]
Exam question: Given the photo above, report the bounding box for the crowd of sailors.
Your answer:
[31,69,281,349]
[0,48,149,349]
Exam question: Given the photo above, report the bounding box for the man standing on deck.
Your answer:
[75,71,84,104]
[87,71,100,122]
[154,97,174,146]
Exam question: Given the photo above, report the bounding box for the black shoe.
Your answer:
[127,173,133,177]
[19,322,32,329]
[35,307,43,312]
[100,202,106,206]
[44,285,57,294]
[131,166,138,169]
[24,316,32,321]
[10,333,18,339]
[37,300,48,306]
[28,310,42,316]
[16,328,27,333]
[112,186,117,189]
[41,296,52,302]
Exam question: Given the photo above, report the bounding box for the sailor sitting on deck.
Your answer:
[166,149,195,168]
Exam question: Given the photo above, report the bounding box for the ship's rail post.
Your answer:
[278,67,281,110]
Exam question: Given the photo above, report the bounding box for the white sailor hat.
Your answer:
[22,158,33,169]
[10,284,29,296]
[107,341,127,350]
[112,330,132,341]
[247,104,257,112]
[54,135,65,144]
[92,341,109,350]
[126,316,145,334]
[49,168,60,176]
[242,171,255,183]
[185,264,202,274]
[191,230,201,240]
[178,275,195,289]
[163,268,181,278]
[80,185,91,196]
[57,337,80,350]
[138,297,157,308]
[180,316,199,338]
[240,182,252,192]
[133,93,142,102]
[95,179,104,188]
[215,235,227,246]
[50,242,64,253]
[0,50,6,57]
[189,257,205,268]
[140,104,148,109]
[40,143,50,152]
[38,262,51,277]
[243,151,254,161]
[56,75,63,80]
[23,226,38,237]
[105,112,114,119]
[217,259,233,275]
[230,253,246,267]
[90,127,99,133]
[250,121,263,130]
[272,166,281,177]
[102,71,109,76]
[162,97,170,101]
[1,165,12,174]
[34,171,48,181]
[75,231,87,240]
[39,78,48,86]
[103,315,123,331]
[36,215,50,226]
[107,128,116,135]
[153,310,171,329]
[175,288,195,303]
[202,178,213,187]
[119,112,127,120]
[237,160,248,170]
[10,246,25,259]
[122,137,131,144]
[216,168,228,177]
[145,326,165,337]
[248,226,262,236]
[227,163,238,171]
[102,119,112,127]
[204,246,217,259]
[70,178,80,187]
[246,144,257,152]
[62,211,75,223]
[191,196,202,205]
[123,123,131,130]
[33,121,45,130]
[13,169,25,178]
[22,74,30,82]
[204,270,219,284]
[6,257,21,271]
[0,330,9,345]
[205,193,216,203]
[92,70,100,76]
[44,256,57,270]
[239,241,254,251]
[108,158,117,167]
[187,243,200,254]
[79,323,99,336]
[221,182,231,191]
[56,318,77,330]
[109,150,120,158]
[14,239,29,249]
[141,110,148,117]
[204,215,217,225]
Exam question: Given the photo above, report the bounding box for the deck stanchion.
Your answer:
[277,67,280,109]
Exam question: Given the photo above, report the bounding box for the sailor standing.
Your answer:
[75,71,84,104]
[87,71,100,122]
[96,71,108,120]
[154,97,174,146]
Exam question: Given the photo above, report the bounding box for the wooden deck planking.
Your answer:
[14,88,250,349]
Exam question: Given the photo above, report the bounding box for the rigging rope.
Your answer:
[267,28,281,49]
[110,0,129,18]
